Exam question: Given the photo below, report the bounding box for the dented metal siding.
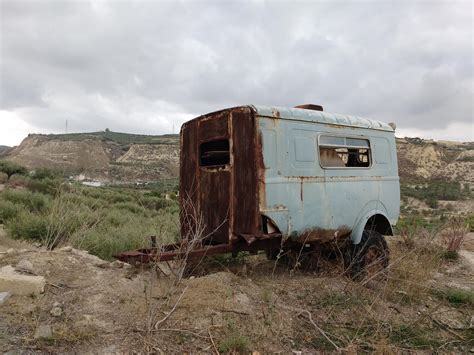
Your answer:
[257,114,400,243]
[180,104,399,247]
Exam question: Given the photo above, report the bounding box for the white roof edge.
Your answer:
[250,105,394,132]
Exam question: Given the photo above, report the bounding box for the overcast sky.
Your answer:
[0,0,472,146]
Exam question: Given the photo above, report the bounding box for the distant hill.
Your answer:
[2,131,473,185]
[0,145,11,155]
[396,137,474,183]
[3,131,179,181]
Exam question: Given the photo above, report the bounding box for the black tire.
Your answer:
[346,230,389,281]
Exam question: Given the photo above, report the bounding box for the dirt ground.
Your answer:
[1,228,473,353]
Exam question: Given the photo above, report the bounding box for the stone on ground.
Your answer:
[34,324,52,339]
[50,306,63,317]
[16,259,34,273]
[0,291,11,305]
[0,265,45,295]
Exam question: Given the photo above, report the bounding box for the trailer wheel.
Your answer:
[346,230,389,281]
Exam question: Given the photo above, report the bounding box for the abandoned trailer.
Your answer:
[117,104,400,275]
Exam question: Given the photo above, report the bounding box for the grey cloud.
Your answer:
[0,0,472,137]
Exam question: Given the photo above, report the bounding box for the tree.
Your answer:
[0,160,28,180]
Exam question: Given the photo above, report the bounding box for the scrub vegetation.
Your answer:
[1,161,473,352]
[0,163,179,260]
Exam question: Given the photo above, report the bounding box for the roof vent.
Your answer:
[294,104,323,111]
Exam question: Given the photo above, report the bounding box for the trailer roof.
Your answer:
[251,105,394,132]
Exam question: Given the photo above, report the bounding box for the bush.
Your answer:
[0,160,28,179]
[103,209,135,227]
[31,167,58,180]
[7,174,31,188]
[1,189,50,213]
[467,214,474,232]
[112,201,146,215]
[0,172,8,184]
[141,196,173,210]
[28,178,61,195]
[445,288,474,305]
[0,200,22,223]
[7,211,48,241]
[44,199,99,249]
[218,335,250,353]
[401,180,465,206]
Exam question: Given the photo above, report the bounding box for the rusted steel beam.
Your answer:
[115,234,283,265]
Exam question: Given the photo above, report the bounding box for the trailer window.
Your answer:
[200,140,230,167]
[319,136,371,168]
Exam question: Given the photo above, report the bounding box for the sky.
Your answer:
[0,0,472,146]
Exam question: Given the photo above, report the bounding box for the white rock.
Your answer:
[16,259,34,273]
[6,248,15,255]
[0,265,45,295]
[34,324,52,339]
[50,306,62,317]
[122,262,133,269]
[0,291,11,305]
[53,301,61,308]
[59,246,72,252]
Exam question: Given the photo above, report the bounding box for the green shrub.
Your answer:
[31,167,58,180]
[28,178,61,195]
[442,250,459,260]
[0,200,22,223]
[0,172,8,184]
[1,189,50,213]
[0,160,28,179]
[141,196,173,210]
[103,209,135,227]
[445,288,474,305]
[7,211,48,241]
[7,174,31,188]
[467,214,474,232]
[112,201,146,215]
[218,335,250,353]
[401,179,466,206]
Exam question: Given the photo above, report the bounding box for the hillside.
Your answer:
[3,132,179,181]
[0,146,10,155]
[2,132,473,186]
[396,138,474,183]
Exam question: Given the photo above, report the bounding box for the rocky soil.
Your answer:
[1,227,473,353]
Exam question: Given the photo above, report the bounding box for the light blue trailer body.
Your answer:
[253,105,400,244]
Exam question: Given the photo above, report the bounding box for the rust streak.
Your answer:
[295,226,351,244]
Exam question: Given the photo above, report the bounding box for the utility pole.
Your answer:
[65,119,68,133]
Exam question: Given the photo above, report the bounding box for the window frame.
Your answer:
[199,139,231,169]
[317,134,373,169]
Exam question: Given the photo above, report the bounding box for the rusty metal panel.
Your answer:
[179,119,199,241]
[200,167,231,244]
[180,109,233,245]
[198,111,229,142]
[231,109,260,239]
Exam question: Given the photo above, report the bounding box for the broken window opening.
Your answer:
[200,139,230,167]
[319,136,371,168]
